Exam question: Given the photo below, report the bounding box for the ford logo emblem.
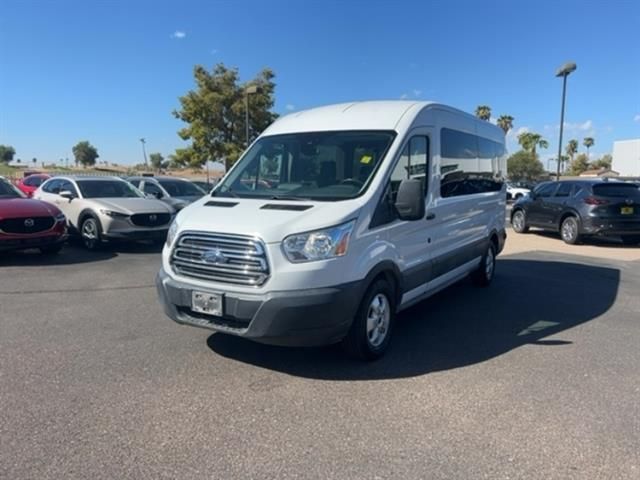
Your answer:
[24,218,35,228]
[202,248,228,264]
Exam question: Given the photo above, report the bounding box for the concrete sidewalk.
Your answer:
[503,229,640,262]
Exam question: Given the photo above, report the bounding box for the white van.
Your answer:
[157,101,507,359]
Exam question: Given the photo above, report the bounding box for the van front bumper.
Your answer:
[156,267,361,347]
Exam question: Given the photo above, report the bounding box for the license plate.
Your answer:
[621,207,634,215]
[192,291,223,316]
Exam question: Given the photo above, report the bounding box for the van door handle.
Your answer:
[426,212,436,220]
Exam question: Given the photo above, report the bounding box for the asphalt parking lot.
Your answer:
[1,237,639,479]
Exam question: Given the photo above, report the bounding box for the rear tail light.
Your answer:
[584,197,609,205]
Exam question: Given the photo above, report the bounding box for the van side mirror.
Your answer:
[394,178,425,221]
[59,190,74,199]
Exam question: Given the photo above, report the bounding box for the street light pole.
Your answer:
[555,62,576,180]
[245,85,259,147]
[139,137,148,168]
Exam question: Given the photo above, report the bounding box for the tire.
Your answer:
[342,278,395,361]
[471,243,497,287]
[511,209,529,234]
[621,235,640,246]
[81,216,103,250]
[39,244,63,255]
[560,216,581,245]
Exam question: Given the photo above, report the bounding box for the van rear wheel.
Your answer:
[342,278,395,361]
[471,243,496,287]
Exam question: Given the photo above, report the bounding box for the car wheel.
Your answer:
[560,216,581,245]
[471,243,496,287]
[39,244,63,255]
[81,216,103,250]
[342,278,395,361]
[621,235,640,246]
[511,209,529,234]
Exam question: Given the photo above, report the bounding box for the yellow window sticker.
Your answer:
[360,154,373,164]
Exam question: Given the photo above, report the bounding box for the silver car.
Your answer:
[126,176,205,211]
[34,176,174,250]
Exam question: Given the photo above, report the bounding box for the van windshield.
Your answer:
[214,131,396,201]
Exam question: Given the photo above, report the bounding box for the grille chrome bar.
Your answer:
[170,231,270,286]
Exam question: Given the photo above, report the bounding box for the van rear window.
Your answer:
[592,184,640,197]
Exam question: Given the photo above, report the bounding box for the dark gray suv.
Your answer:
[511,180,640,245]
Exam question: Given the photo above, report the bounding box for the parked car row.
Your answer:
[511,179,640,245]
[1,175,208,254]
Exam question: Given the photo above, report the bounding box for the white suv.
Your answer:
[157,101,507,359]
[35,176,174,249]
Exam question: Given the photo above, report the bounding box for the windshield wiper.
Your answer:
[269,195,312,202]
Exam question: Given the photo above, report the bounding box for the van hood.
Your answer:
[177,197,361,244]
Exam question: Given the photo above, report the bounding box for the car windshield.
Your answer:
[158,179,205,197]
[592,183,640,197]
[214,130,396,201]
[77,180,143,198]
[0,179,25,199]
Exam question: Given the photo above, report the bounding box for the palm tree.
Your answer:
[566,139,578,165]
[517,132,549,157]
[475,105,491,121]
[496,115,514,134]
[583,137,594,158]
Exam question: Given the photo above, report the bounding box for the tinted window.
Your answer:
[129,179,141,188]
[0,179,24,198]
[143,182,163,195]
[390,136,429,198]
[42,179,63,194]
[215,131,396,201]
[440,128,504,198]
[555,182,573,197]
[535,183,557,198]
[592,183,640,197]
[77,180,143,198]
[59,180,79,197]
[158,180,205,197]
[24,176,45,187]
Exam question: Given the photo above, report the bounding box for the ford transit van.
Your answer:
[156,101,507,360]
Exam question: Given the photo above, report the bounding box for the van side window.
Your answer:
[390,136,429,199]
[371,136,429,228]
[440,128,504,198]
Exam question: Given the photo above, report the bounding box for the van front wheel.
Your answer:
[342,278,395,361]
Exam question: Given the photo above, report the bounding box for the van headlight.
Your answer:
[166,219,179,248]
[282,220,355,263]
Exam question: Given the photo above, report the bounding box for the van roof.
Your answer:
[263,100,491,136]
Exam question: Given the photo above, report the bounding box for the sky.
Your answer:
[1,0,639,169]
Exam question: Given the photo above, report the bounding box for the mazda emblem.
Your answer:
[625,199,633,205]
[149,214,157,222]
[202,248,228,264]
[24,218,35,228]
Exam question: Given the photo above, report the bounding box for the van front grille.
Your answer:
[170,231,269,286]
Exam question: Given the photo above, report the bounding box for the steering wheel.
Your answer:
[339,178,364,188]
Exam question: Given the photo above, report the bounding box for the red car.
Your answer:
[15,173,50,198]
[0,176,67,254]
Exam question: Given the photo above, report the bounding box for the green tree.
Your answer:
[72,141,99,167]
[149,152,165,172]
[568,153,590,175]
[517,132,549,157]
[0,145,16,164]
[168,147,197,168]
[507,150,545,182]
[583,137,594,157]
[591,154,612,170]
[173,63,278,170]
[565,139,578,165]
[475,105,491,121]
[496,115,514,134]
